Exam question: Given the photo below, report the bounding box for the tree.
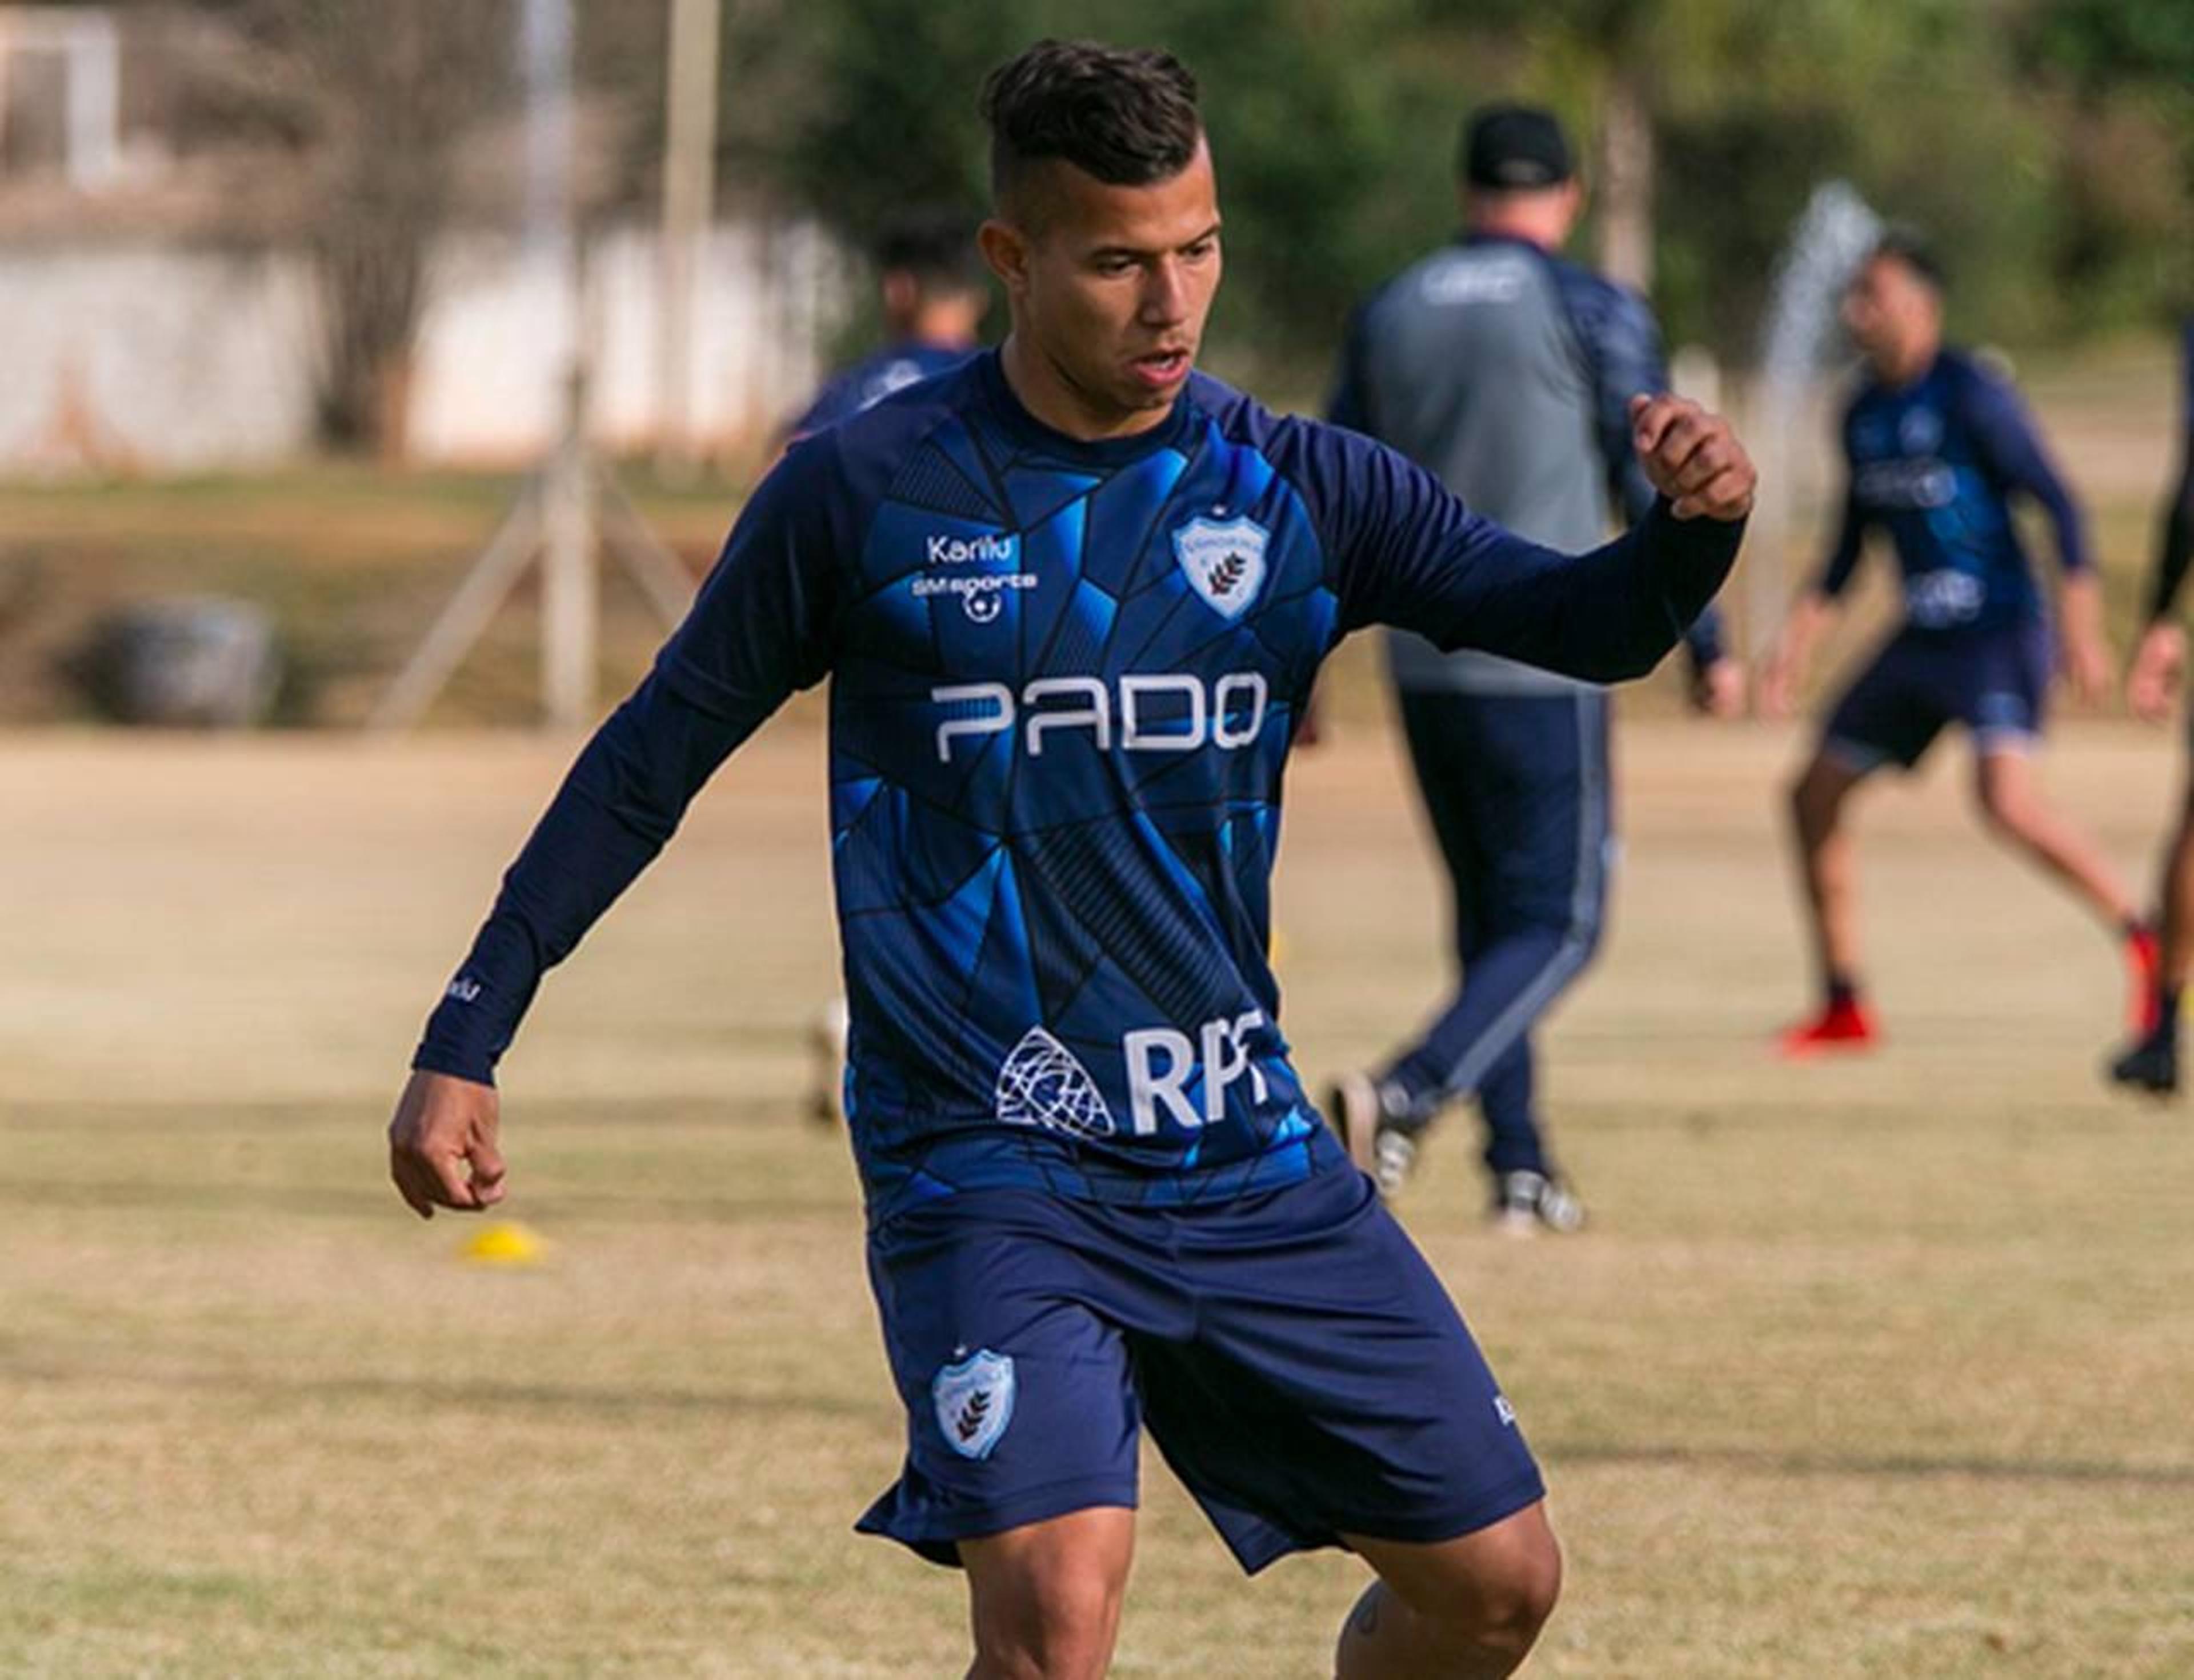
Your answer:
[196,0,517,455]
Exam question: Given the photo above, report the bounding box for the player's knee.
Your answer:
[1401,1514,1563,1663]
[1467,1519,1563,1653]
[970,1563,1124,1680]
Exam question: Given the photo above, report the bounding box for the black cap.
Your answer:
[1460,105,1574,191]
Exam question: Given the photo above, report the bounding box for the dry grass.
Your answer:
[3,713,2192,1677]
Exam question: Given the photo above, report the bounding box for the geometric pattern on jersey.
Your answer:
[827,361,1341,1219]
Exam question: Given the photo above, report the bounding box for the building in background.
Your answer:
[0,4,840,474]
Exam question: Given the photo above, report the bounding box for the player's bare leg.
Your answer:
[1973,747,2159,1043]
[2155,778,2194,991]
[1781,750,1878,1053]
[960,1506,1134,1680]
[1790,751,1867,984]
[1972,748,2137,925]
[1334,1502,1562,1679]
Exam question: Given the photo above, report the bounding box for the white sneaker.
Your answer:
[1324,1071,1418,1199]
[1492,1170,1586,1235]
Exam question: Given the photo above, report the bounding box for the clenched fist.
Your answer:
[1630,394,1756,522]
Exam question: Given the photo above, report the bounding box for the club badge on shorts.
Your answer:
[1172,514,1270,622]
[932,1349,1016,1460]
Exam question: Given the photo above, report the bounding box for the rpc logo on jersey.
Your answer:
[1173,515,1270,621]
[932,1349,1016,1460]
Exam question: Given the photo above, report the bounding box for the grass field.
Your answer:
[3,709,2191,1677]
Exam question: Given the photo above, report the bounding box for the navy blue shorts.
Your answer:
[856,1163,1544,1574]
[1822,623,2051,773]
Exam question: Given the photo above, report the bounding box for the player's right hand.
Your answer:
[2128,622,2186,724]
[388,1070,507,1220]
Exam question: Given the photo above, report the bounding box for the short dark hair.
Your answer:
[1868,227,1947,294]
[979,39,1202,216]
[872,207,986,297]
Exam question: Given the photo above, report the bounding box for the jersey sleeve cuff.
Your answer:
[410,1041,499,1087]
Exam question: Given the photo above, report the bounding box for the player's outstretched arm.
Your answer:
[389,436,846,1217]
[389,1070,505,1220]
[1327,395,1754,687]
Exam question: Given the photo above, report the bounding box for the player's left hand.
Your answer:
[1630,394,1756,522]
[1691,655,1748,719]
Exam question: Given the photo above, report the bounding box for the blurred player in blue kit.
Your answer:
[2109,317,2194,1095]
[1762,233,2155,1057]
[786,208,990,443]
[388,40,1754,1677]
[1323,104,1744,1232]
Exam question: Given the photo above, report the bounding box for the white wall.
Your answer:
[0,216,838,473]
[0,243,318,471]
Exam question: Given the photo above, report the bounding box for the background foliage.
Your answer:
[712,0,2193,370]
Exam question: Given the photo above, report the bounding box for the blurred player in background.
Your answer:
[390,39,1755,1677]
[2108,315,2194,1094]
[784,207,989,443]
[1322,105,1743,1233]
[1761,233,2155,1055]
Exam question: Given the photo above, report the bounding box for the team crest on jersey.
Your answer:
[995,1026,1116,1138]
[932,1349,1016,1460]
[1172,515,1270,621]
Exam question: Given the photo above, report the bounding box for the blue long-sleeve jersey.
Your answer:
[415,352,1740,1222]
[787,340,976,441]
[1819,348,2087,632]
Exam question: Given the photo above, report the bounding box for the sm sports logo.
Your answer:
[911,530,1036,623]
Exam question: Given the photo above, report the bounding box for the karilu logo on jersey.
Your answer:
[1172,515,1269,621]
[911,530,1036,623]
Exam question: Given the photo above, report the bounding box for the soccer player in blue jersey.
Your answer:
[1762,232,2155,1056]
[387,40,1753,1677]
[2109,317,2194,1095]
[1322,104,1744,1232]
[785,208,989,442]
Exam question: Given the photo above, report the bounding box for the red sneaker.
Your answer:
[1777,998,1879,1059]
[2127,926,2164,1037]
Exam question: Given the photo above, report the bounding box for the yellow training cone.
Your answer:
[460,1221,546,1267]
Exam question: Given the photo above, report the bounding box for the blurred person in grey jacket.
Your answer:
[1325,103,1742,1232]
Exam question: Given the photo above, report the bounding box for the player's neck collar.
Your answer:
[978,349,1197,466]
